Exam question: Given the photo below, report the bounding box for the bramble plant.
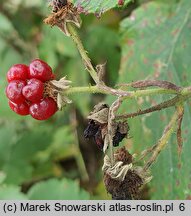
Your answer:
[1,0,191,200]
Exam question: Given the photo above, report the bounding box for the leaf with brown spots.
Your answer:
[117,0,191,199]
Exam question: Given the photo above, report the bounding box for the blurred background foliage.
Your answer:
[0,0,191,199]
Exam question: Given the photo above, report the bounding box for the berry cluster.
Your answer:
[6,59,58,120]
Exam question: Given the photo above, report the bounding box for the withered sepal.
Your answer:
[44,2,81,36]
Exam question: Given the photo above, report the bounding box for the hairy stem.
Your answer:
[67,24,100,84]
[143,112,178,171]
[116,92,191,120]
[126,88,178,98]
[176,104,184,157]
[65,85,104,94]
[65,85,180,97]
[70,109,89,182]
[122,80,181,92]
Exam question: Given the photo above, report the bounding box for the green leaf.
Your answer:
[38,126,77,162]
[2,126,54,185]
[51,126,76,158]
[3,161,33,186]
[119,0,191,199]
[0,185,27,200]
[27,178,90,200]
[0,127,15,164]
[73,0,132,14]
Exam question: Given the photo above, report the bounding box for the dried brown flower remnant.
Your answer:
[50,0,68,13]
[44,2,81,36]
[113,121,129,147]
[114,146,133,165]
[103,147,152,200]
[84,103,129,150]
[44,77,72,110]
[87,103,109,124]
[104,170,143,200]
